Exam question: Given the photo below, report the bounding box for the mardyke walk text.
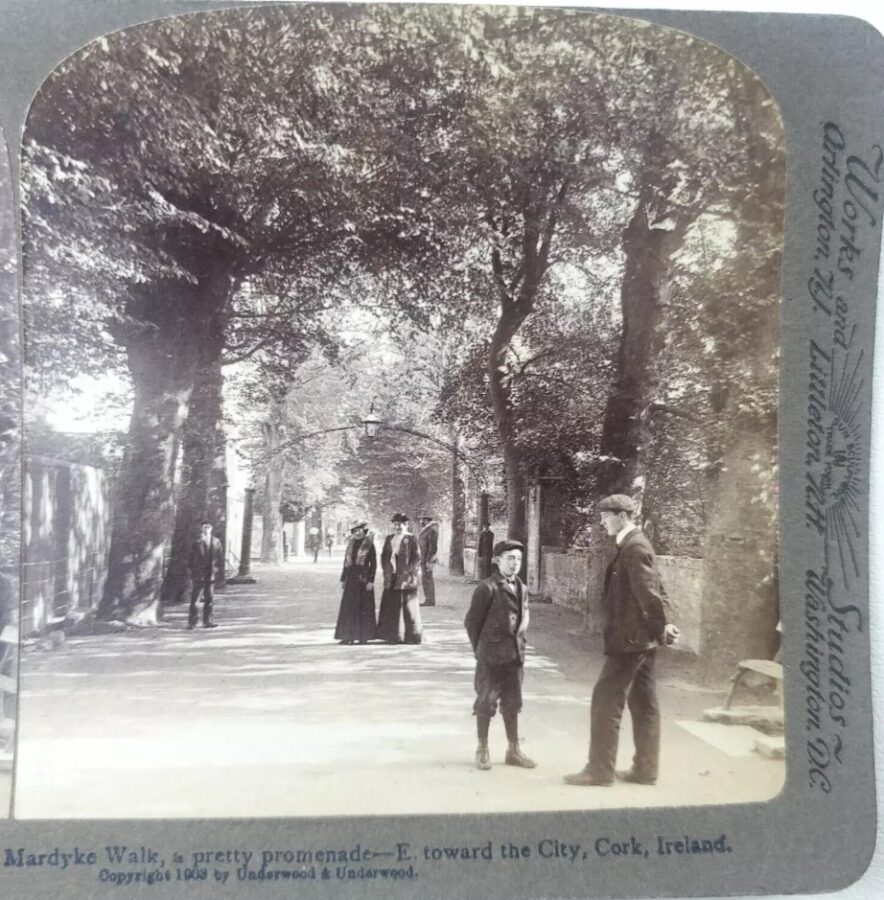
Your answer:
[3,836,734,885]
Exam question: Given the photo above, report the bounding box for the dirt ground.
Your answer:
[12,558,783,819]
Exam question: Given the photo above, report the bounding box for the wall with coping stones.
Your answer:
[539,548,703,655]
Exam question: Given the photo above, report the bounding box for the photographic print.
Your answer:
[15,3,785,820]
[0,127,18,817]
[0,2,881,899]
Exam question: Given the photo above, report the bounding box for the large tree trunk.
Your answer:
[99,266,237,622]
[260,421,284,565]
[448,428,466,575]
[697,71,784,682]
[98,319,194,621]
[586,194,688,629]
[698,432,779,683]
[162,354,227,605]
[484,184,567,547]
[487,315,528,542]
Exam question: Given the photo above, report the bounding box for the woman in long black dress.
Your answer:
[334,523,378,644]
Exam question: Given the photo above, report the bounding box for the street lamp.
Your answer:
[362,403,381,440]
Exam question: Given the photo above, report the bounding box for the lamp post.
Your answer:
[362,403,381,440]
[360,406,486,491]
[228,486,258,585]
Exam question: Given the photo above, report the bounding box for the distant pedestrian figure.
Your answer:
[464,539,535,771]
[325,531,334,557]
[377,513,423,644]
[188,521,224,629]
[564,494,678,787]
[309,526,321,563]
[418,514,439,607]
[477,524,494,580]
[334,523,378,644]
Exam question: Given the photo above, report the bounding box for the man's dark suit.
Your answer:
[188,536,224,627]
[588,528,673,783]
[418,521,439,606]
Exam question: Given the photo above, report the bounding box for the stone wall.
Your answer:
[539,547,590,612]
[539,547,703,654]
[656,555,703,655]
[23,457,113,636]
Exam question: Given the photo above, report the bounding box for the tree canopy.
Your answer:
[22,6,783,619]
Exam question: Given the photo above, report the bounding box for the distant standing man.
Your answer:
[564,495,678,787]
[377,513,423,644]
[418,513,439,607]
[464,539,536,771]
[325,530,334,557]
[309,526,321,563]
[188,520,224,629]
[477,523,494,580]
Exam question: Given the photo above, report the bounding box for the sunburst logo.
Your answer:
[809,341,864,588]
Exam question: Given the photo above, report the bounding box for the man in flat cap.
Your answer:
[565,494,678,787]
[464,539,536,771]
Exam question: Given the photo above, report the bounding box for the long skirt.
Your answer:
[334,578,378,643]
[376,588,422,644]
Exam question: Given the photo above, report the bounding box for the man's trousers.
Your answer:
[189,576,214,626]
[587,649,659,782]
[421,565,436,606]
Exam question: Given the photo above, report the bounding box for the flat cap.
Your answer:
[391,512,410,523]
[350,522,368,533]
[598,494,636,514]
[493,539,524,556]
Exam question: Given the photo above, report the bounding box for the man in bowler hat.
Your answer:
[188,520,224,629]
[417,513,439,607]
[565,495,678,786]
[464,539,536,771]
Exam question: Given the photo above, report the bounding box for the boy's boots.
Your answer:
[505,741,537,768]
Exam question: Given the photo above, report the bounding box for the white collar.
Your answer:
[615,523,637,546]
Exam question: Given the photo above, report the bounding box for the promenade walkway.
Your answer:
[13,557,783,818]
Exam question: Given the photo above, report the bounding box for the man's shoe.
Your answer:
[563,767,613,786]
[187,622,196,630]
[203,622,218,629]
[476,742,492,770]
[616,768,657,785]
[505,741,537,769]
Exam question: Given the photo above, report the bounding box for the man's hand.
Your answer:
[663,624,680,646]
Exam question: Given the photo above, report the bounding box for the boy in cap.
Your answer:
[565,494,678,787]
[464,539,536,770]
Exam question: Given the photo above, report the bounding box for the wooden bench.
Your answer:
[724,659,783,709]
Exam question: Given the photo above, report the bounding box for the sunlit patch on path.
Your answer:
[15,563,783,818]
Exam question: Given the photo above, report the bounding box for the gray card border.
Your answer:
[0,2,882,898]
